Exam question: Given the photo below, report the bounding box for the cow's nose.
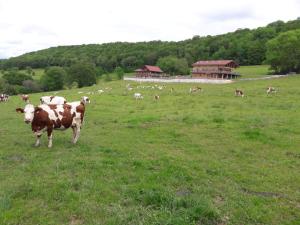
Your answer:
[24,119,31,124]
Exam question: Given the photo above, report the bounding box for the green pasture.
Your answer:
[0,73,300,224]
[235,65,274,78]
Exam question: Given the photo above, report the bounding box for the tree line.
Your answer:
[0,62,99,95]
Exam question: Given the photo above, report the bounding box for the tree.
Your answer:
[2,70,33,85]
[22,80,42,93]
[41,66,66,91]
[114,66,124,80]
[157,56,190,75]
[266,29,300,73]
[67,62,97,88]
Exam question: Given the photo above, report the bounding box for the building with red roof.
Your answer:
[135,65,167,78]
[192,60,240,79]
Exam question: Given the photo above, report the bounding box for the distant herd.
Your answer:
[0,84,277,147]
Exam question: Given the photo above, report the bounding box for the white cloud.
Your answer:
[0,0,299,58]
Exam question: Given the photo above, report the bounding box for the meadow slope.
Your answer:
[0,76,300,225]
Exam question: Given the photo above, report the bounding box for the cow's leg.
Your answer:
[47,128,53,148]
[72,126,77,143]
[73,124,81,144]
[35,134,42,147]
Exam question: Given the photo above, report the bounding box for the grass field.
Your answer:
[1,72,300,224]
[235,65,274,78]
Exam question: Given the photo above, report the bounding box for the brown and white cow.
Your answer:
[20,94,29,103]
[266,86,276,94]
[40,96,67,105]
[0,94,9,102]
[235,89,244,97]
[16,98,88,148]
[190,86,202,93]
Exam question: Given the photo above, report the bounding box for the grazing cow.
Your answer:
[4,94,9,102]
[154,95,160,100]
[235,89,244,97]
[267,86,276,94]
[0,94,9,102]
[134,93,143,100]
[190,86,202,93]
[68,96,90,106]
[40,96,67,105]
[16,98,88,148]
[20,94,29,103]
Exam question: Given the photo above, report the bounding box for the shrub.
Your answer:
[67,62,97,88]
[2,71,33,85]
[41,66,66,91]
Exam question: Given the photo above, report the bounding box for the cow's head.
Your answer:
[16,104,38,124]
[81,96,90,104]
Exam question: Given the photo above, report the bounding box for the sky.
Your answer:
[0,0,299,59]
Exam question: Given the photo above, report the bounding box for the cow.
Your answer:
[190,87,202,93]
[67,96,90,106]
[235,89,244,97]
[0,94,9,102]
[20,94,29,103]
[40,96,67,105]
[134,93,143,100]
[15,97,88,148]
[154,95,160,100]
[267,86,276,94]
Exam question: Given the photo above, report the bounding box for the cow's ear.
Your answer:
[16,108,24,113]
[34,107,42,113]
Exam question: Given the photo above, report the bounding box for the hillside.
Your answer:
[1,19,300,72]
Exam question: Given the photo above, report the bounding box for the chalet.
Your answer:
[135,65,166,78]
[192,60,240,79]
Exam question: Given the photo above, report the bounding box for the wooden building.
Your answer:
[135,65,166,78]
[192,60,240,79]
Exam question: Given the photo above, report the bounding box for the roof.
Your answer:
[143,65,163,73]
[192,60,238,68]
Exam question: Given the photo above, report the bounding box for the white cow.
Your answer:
[134,93,143,100]
[40,96,67,105]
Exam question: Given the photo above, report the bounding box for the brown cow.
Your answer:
[20,94,29,103]
[16,98,87,148]
[235,89,244,97]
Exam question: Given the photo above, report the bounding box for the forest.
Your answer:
[1,19,300,73]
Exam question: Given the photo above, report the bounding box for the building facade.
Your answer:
[192,60,240,79]
[135,65,166,78]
